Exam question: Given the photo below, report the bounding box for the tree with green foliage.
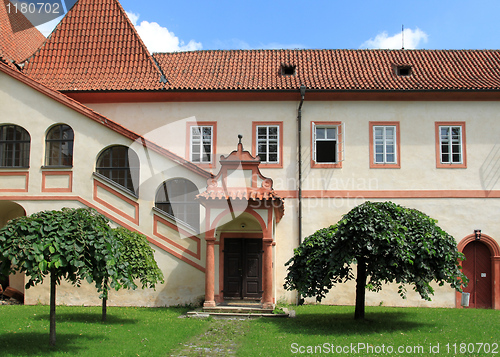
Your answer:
[284,201,467,320]
[99,227,164,321]
[0,208,132,346]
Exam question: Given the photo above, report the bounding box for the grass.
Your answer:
[239,305,500,356]
[1,304,499,356]
[0,305,209,356]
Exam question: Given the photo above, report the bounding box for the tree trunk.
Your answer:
[102,297,107,322]
[354,257,367,320]
[49,270,57,346]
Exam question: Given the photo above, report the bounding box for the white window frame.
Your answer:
[439,125,463,164]
[373,125,397,164]
[256,125,279,164]
[313,123,340,164]
[190,125,213,164]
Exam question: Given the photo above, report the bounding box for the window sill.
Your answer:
[41,166,73,170]
[0,166,29,170]
[311,161,342,169]
[259,162,283,169]
[370,163,401,169]
[436,163,467,169]
[92,172,139,199]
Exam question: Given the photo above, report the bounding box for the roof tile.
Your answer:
[23,0,163,91]
[154,49,500,91]
[0,0,45,63]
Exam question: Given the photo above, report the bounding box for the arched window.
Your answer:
[96,145,139,194]
[0,125,30,168]
[45,124,74,167]
[155,178,199,231]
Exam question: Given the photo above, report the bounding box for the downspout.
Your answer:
[297,84,306,306]
[297,85,306,246]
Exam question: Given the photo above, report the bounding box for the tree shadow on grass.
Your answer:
[32,312,137,325]
[262,310,429,337]
[0,332,102,356]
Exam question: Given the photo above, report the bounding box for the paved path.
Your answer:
[170,318,250,357]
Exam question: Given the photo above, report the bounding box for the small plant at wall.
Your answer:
[284,201,468,320]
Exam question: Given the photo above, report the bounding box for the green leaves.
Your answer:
[284,201,467,306]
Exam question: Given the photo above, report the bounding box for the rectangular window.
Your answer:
[373,126,396,164]
[252,122,283,168]
[315,126,337,163]
[311,122,343,168]
[369,122,400,168]
[187,122,217,167]
[440,126,462,164]
[257,125,279,163]
[435,122,466,168]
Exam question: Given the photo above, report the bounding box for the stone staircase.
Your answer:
[187,300,290,319]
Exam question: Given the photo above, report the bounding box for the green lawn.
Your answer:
[1,304,499,356]
[0,305,208,356]
[239,305,500,356]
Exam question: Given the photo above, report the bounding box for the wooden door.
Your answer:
[462,241,492,308]
[223,238,262,299]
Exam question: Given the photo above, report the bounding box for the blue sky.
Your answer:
[37,0,500,52]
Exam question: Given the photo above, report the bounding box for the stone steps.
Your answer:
[186,306,291,319]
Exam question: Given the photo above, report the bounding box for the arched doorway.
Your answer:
[462,241,492,308]
[0,201,26,295]
[457,234,500,309]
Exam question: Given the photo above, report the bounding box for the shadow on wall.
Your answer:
[153,247,205,307]
[480,144,500,191]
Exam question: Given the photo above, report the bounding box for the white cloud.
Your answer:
[126,11,202,53]
[360,28,428,49]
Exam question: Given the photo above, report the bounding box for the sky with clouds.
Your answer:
[36,0,500,53]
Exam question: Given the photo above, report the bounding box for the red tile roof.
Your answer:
[155,49,500,91]
[0,0,45,63]
[23,0,163,91]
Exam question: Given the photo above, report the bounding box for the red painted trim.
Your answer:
[274,189,500,199]
[0,194,205,273]
[146,236,205,273]
[369,121,401,169]
[62,89,500,104]
[456,234,500,310]
[210,208,271,238]
[41,171,73,193]
[252,121,284,168]
[186,121,218,169]
[93,179,139,225]
[310,121,343,169]
[0,172,29,192]
[435,122,467,168]
[153,214,201,260]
